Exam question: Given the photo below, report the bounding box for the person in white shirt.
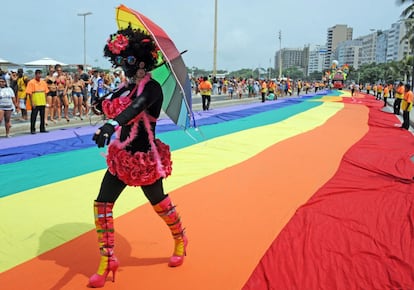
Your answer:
[0,75,16,137]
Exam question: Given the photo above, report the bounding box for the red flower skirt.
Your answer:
[106,139,172,186]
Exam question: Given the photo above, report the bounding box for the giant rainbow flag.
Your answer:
[1,90,413,289]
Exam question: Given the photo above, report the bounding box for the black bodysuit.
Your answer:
[96,79,167,205]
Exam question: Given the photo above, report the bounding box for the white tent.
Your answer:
[24,57,67,67]
[0,57,19,67]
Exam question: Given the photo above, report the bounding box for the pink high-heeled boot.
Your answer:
[153,196,188,267]
[88,201,119,288]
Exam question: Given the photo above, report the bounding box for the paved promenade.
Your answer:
[1,93,259,137]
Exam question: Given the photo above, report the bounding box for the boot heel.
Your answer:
[110,258,119,282]
[88,256,119,287]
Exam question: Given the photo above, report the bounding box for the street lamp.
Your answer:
[213,0,218,76]
[77,12,92,69]
[278,30,282,80]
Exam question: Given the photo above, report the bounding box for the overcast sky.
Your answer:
[1,0,409,72]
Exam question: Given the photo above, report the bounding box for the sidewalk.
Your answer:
[384,97,414,131]
[1,93,260,137]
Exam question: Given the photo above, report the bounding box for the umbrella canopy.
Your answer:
[115,4,195,129]
[24,57,67,67]
[0,57,19,67]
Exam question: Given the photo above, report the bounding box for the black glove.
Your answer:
[92,123,116,148]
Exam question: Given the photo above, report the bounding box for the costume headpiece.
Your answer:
[104,25,160,78]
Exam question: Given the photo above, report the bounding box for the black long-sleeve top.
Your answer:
[110,79,163,153]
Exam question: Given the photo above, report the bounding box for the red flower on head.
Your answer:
[107,34,129,55]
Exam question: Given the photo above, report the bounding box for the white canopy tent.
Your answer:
[0,57,20,68]
[24,57,67,67]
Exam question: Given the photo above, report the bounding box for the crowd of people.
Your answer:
[192,76,411,130]
[0,65,125,136]
[0,66,412,137]
[192,76,331,105]
[350,82,413,130]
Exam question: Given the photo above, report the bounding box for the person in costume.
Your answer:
[88,26,187,288]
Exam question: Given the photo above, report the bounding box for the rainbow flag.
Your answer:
[1,90,413,289]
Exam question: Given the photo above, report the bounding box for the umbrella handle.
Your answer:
[91,86,124,115]
[91,91,113,115]
[91,100,104,116]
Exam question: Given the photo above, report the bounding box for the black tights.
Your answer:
[96,170,167,205]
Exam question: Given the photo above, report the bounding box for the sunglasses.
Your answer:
[115,56,137,65]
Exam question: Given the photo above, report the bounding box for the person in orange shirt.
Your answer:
[383,85,389,107]
[401,84,413,130]
[26,69,49,134]
[268,80,277,100]
[260,80,267,103]
[388,83,394,98]
[198,76,212,111]
[287,79,292,96]
[366,83,371,94]
[394,82,404,115]
[314,81,319,93]
[373,84,377,97]
[296,80,302,96]
[376,84,383,100]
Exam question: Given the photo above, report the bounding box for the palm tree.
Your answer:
[397,0,414,86]
[397,0,414,49]
[397,0,414,17]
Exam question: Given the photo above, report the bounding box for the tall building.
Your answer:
[325,24,353,69]
[275,47,305,75]
[387,22,410,62]
[272,20,411,81]
[308,45,327,75]
[355,32,377,66]
[336,40,362,69]
[333,30,388,69]
[375,30,389,64]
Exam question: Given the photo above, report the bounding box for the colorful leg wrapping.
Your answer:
[153,196,187,267]
[88,201,119,288]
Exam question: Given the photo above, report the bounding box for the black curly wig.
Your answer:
[104,25,158,78]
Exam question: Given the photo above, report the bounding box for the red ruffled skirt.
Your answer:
[106,139,172,186]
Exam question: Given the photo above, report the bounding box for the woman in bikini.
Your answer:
[71,74,85,120]
[66,73,73,113]
[45,66,57,124]
[55,64,69,122]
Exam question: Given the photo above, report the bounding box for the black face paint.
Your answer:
[122,65,138,78]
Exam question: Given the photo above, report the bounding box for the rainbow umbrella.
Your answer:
[116,4,195,129]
